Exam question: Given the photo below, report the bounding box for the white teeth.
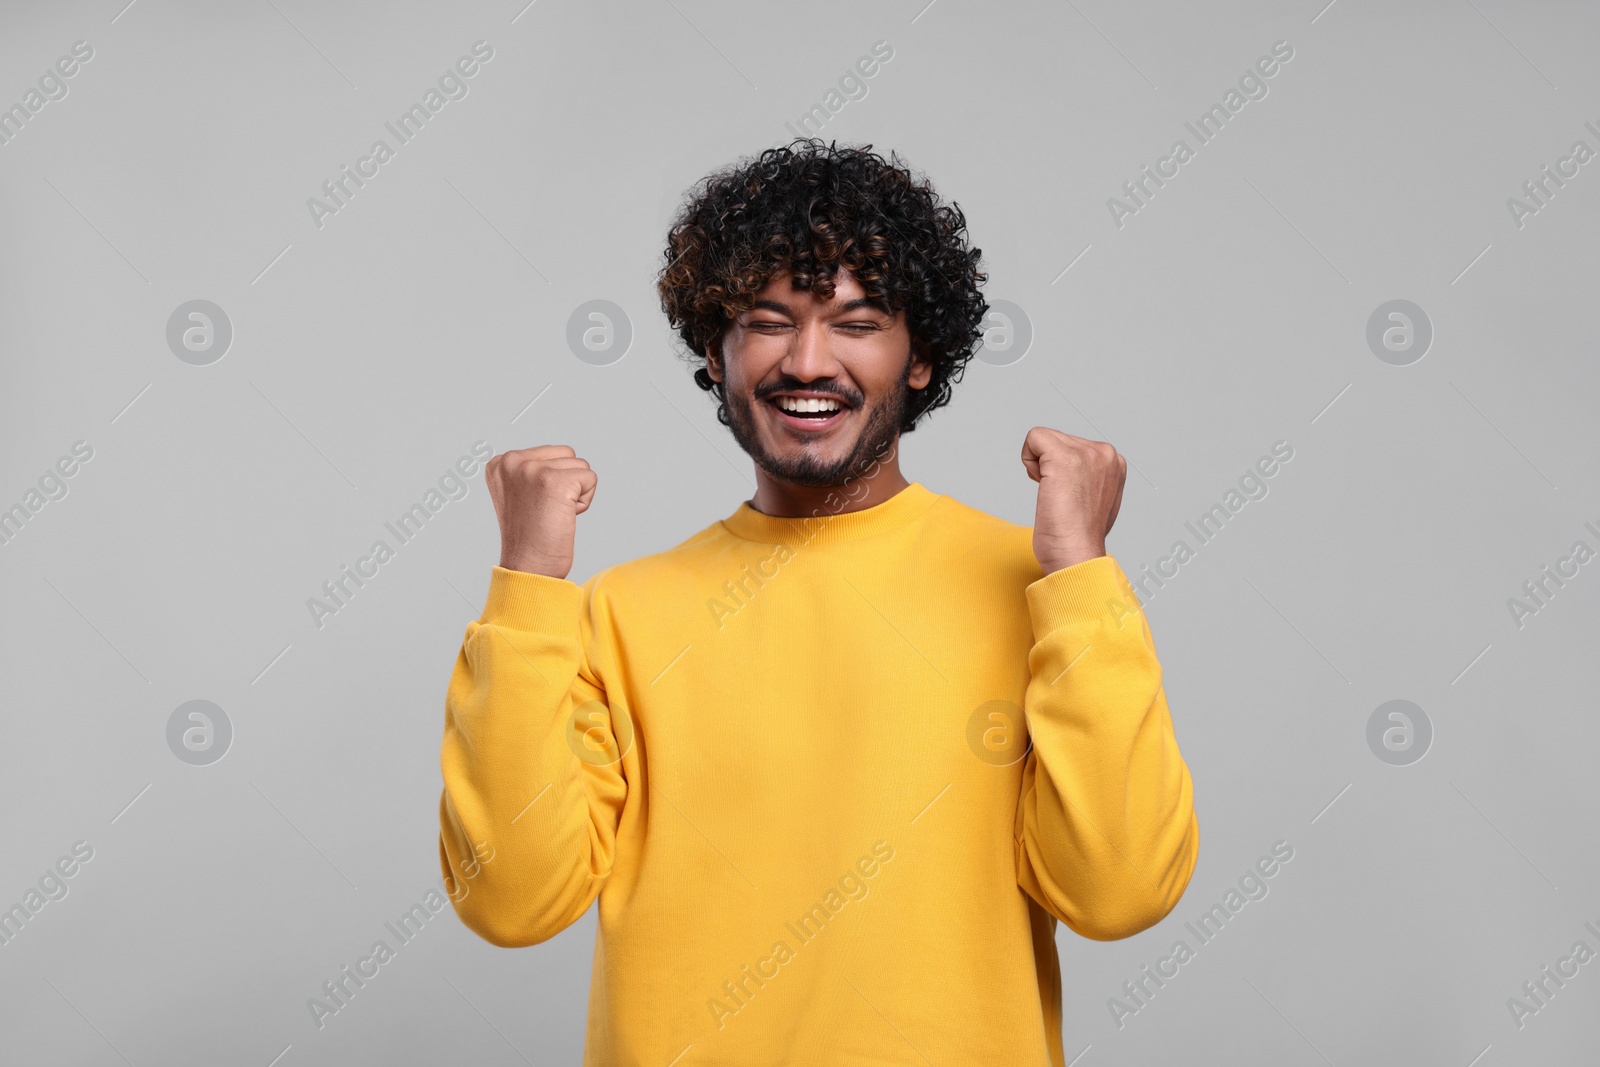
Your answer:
[776,396,842,414]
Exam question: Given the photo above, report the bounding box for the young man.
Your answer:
[438,139,1198,1065]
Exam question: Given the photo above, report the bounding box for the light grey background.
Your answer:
[2,0,1597,1063]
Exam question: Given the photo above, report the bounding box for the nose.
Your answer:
[779,318,844,384]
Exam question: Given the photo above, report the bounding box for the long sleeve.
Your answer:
[1013,553,1199,941]
[438,565,630,948]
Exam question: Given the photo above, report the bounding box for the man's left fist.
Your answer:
[1020,426,1127,575]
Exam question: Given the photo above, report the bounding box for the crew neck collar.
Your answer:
[720,482,941,547]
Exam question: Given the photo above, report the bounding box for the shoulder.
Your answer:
[926,487,1032,544]
[927,489,1026,534]
[924,489,1045,584]
[580,520,730,598]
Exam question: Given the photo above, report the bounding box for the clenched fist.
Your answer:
[1020,426,1127,575]
[485,445,597,579]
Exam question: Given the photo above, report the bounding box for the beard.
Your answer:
[721,354,913,489]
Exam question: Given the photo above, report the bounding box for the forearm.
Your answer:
[1015,554,1199,941]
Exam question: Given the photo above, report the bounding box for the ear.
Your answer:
[705,337,723,383]
[908,341,933,390]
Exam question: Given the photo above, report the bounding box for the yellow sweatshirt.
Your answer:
[439,481,1199,1066]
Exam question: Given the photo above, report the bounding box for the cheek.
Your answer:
[725,343,780,390]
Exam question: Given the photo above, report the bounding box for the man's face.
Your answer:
[707,270,932,488]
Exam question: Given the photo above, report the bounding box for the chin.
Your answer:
[756,447,860,488]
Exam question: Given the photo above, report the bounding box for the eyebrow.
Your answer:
[747,297,893,317]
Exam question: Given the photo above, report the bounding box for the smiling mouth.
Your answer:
[764,394,852,431]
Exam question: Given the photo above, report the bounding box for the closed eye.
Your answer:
[746,321,881,333]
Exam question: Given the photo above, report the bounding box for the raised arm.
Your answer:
[1015,427,1198,940]
[438,446,629,947]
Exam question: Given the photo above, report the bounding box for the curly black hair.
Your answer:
[656,138,988,434]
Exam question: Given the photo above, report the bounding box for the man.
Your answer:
[438,139,1198,1065]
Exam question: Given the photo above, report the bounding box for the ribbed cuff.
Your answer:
[1024,554,1141,639]
[479,566,584,635]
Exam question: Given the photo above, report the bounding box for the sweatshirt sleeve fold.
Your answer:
[438,565,628,948]
[1014,554,1199,941]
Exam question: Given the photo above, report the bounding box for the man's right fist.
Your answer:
[484,445,597,579]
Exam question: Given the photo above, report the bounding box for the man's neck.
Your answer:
[747,454,911,518]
